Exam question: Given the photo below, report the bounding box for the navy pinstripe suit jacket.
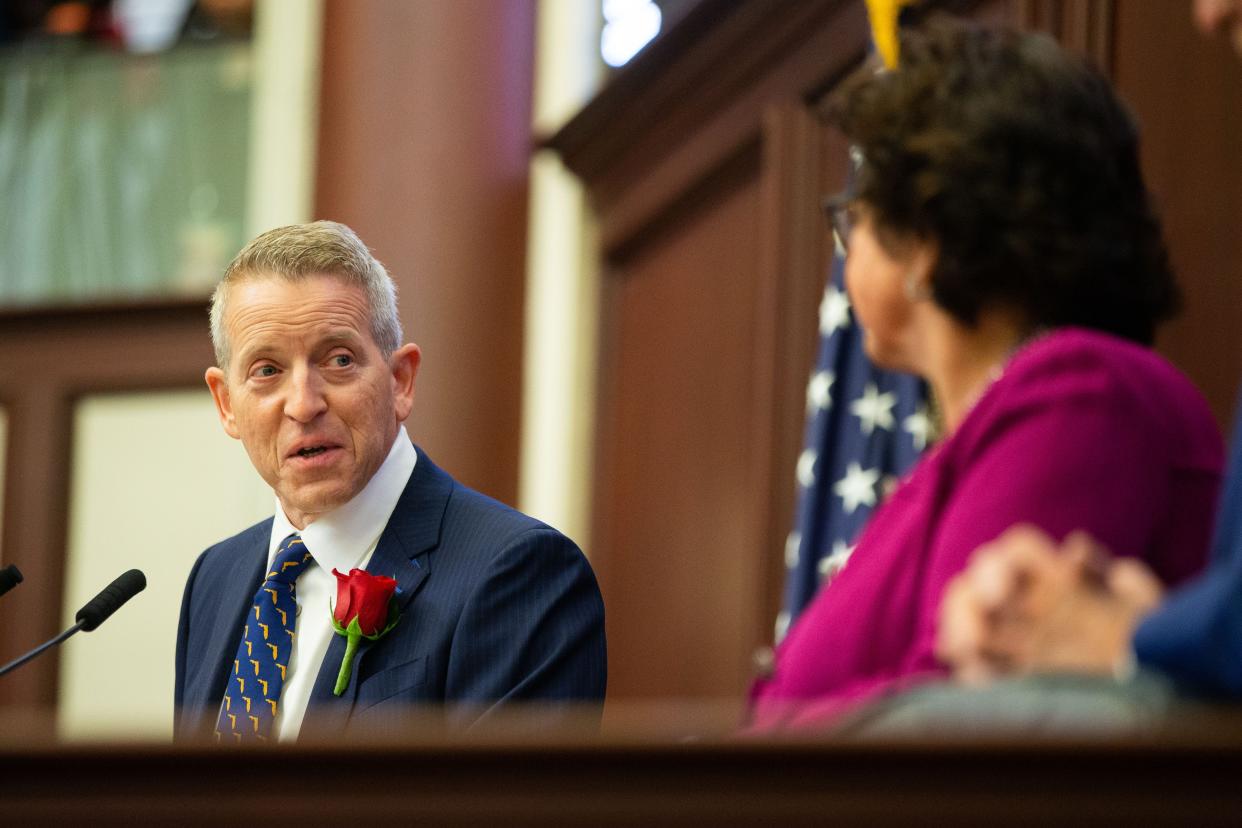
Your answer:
[173,446,606,740]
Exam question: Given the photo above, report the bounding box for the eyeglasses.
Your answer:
[822,192,859,257]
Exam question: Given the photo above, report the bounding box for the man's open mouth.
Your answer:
[296,446,329,458]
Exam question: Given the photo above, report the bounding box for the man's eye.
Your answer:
[331,354,354,368]
[254,365,278,378]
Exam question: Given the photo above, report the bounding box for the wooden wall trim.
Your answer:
[548,0,868,258]
[314,0,535,506]
[0,390,73,707]
[6,732,1242,822]
[1017,0,1116,71]
[752,104,834,645]
[0,303,213,707]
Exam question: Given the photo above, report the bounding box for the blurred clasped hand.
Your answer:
[936,526,1167,686]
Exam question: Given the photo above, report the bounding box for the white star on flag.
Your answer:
[806,370,834,413]
[818,540,856,580]
[784,531,802,569]
[819,285,851,336]
[796,448,818,488]
[850,382,897,435]
[903,404,935,451]
[833,461,879,514]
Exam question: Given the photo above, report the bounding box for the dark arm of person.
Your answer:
[1136,386,1242,697]
[1133,549,1242,697]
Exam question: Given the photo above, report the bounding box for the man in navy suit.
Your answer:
[175,221,605,742]
[934,0,1242,700]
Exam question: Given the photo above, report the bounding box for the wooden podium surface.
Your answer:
[5,707,1242,825]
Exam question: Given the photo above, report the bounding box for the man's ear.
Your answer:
[390,343,421,422]
[205,366,241,439]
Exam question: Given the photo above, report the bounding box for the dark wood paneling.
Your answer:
[549,0,868,260]
[7,721,1242,824]
[754,104,847,660]
[316,0,536,505]
[1112,0,1242,431]
[594,150,765,701]
[1017,0,1115,70]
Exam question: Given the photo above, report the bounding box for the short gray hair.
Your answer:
[209,221,403,368]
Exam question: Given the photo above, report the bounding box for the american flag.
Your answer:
[776,224,932,641]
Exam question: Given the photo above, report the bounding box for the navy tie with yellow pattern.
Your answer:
[215,533,312,743]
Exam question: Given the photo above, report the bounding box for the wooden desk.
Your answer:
[4,706,1242,825]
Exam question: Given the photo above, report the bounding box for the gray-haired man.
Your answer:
[175,221,605,742]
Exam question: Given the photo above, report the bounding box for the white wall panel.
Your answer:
[59,391,271,741]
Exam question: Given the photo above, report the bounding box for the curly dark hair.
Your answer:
[835,19,1177,345]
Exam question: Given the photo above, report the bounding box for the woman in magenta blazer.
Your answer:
[748,21,1223,730]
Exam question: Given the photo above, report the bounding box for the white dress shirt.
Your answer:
[264,426,417,742]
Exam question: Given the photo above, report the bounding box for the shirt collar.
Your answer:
[268,425,418,576]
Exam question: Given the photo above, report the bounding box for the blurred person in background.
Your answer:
[176,222,605,743]
[748,19,1223,731]
[937,0,1242,702]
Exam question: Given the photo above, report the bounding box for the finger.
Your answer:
[1062,531,1113,586]
[936,576,985,665]
[939,568,1036,679]
[1108,557,1165,615]
[965,551,1022,611]
[968,525,1061,610]
[938,574,1023,680]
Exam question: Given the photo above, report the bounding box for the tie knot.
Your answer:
[266,533,313,585]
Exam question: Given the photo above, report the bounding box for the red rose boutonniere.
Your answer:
[330,568,401,696]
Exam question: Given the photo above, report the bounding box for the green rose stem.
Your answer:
[334,617,364,696]
[331,604,401,697]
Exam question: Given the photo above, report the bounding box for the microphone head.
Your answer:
[0,564,22,598]
[75,569,147,632]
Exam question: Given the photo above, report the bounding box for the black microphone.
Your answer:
[0,564,22,599]
[0,569,146,678]
[75,569,146,631]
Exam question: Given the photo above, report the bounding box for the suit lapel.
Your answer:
[302,447,452,735]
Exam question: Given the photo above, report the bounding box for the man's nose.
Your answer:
[284,367,328,422]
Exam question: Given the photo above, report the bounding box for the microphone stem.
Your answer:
[0,621,85,678]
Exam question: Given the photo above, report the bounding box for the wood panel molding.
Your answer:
[0,301,213,707]
[751,104,843,641]
[1016,0,1116,71]
[6,727,1242,822]
[547,0,868,259]
[315,0,535,506]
